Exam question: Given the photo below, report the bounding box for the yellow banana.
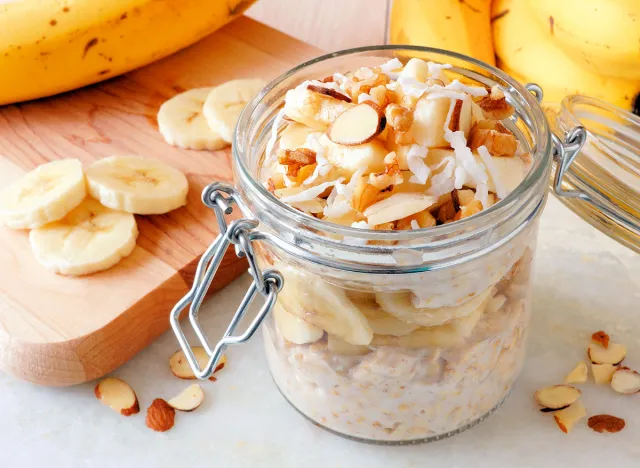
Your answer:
[526,0,640,81]
[492,0,640,110]
[0,0,255,106]
[389,0,495,66]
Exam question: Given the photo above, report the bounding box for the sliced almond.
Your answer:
[306,84,352,103]
[588,342,626,365]
[591,330,610,349]
[611,367,640,394]
[327,102,386,146]
[592,363,618,384]
[94,377,140,416]
[168,384,205,411]
[169,347,227,380]
[553,400,586,434]
[534,384,581,411]
[564,361,589,384]
[588,414,625,433]
[447,99,472,137]
[363,193,437,226]
[146,398,175,432]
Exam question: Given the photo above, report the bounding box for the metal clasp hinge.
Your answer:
[169,182,283,380]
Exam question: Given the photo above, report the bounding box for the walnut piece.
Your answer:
[469,120,518,157]
[277,148,317,177]
[368,152,402,190]
[385,104,414,133]
[476,86,514,120]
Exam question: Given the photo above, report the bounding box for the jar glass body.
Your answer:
[233,47,552,444]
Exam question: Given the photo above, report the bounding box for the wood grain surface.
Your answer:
[0,16,321,386]
[247,0,389,52]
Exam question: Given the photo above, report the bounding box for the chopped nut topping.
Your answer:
[476,90,515,120]
[345,67,389,102]
[469,122,518,157]
[447,100,464,132]
[352,177,392,212]
[369,85,394,108]
[588,414,625,433]
[591,330,610,349]
[437,199,457,223]
[396,209,437,230]
[385,104,414,133]
[277,148,317,177]
[368,152,403,190]
[319,76,334,83]
[455,189,476,207]
[453,200,483,221]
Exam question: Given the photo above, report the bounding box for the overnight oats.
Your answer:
[246,54,544,443]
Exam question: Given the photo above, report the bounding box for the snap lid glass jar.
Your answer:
[168,46,634,444]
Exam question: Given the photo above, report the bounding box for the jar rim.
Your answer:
[232,45,552,267]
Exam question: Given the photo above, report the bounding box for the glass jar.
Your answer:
[170,46,574,445]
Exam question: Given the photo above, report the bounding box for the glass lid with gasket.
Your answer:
[545,95,640,253]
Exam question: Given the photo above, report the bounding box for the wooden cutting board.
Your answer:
[0,17,320,386]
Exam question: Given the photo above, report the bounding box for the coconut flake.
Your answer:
[380,58,404,80]
[426,155,456,197]
[406,144,430,184]
[279,178,344,203]
[475,182,489,208]
[358,93,374,103]
[445,79,489,97]
[323,168,364,217]
[427,62,452,82]
[265,109,286,164]
[410,219,420,230]
[303,133,333,186]
[290,199,326,214]
[478,146,508,199]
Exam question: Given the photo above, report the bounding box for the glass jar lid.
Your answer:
[545,95,640,253]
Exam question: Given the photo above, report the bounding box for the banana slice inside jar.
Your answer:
[375,286,496,327]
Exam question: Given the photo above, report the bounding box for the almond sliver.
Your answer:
[363,193,437,226]
[534,384,581,410]
[588,342,626,365]
[611,368,640,394]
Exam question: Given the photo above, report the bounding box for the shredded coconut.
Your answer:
[478,146,508,199]
[410,219,420,230]
[358,93,374,103]
[406,144,430,184]
[303,133,333,186]
[475,182,489,209]
[426,155,456,197]
[445,79,489,97]
[379,58,404,80]
[323,168,364,217]
[279,178,345,203]
[265,109,286,165]
[427,62,452,81]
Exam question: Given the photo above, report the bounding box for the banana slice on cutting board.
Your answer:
[371,305,484,349]
[203,79,267,143]
[277,267,373,345]
[86,156,188,215]
[157,87,227,151]
[375,286,495,327]
[0,159,86,229]
[29,198,138,276]
[351,296,420,337]
[273,302,324,345]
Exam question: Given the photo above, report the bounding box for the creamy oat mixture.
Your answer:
[257,57,536,442]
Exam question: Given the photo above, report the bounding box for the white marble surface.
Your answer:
[1,196,638,468]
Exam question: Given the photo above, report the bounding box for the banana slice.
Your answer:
[0,159,86,229]
[280,123,319,151]
[351,296,420,337]
[277,267,373,345]
[29,198,138,276]
[273,302,323,345]
[371,306,484,349]
[86,156,188,215]
[203,79,266,143]
[375,287,495,327]
[157,88,227,151]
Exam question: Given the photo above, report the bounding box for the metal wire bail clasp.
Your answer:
[169,182,283,380]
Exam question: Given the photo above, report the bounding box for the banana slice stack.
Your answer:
[158,79,266,150]
[0,156,188,276]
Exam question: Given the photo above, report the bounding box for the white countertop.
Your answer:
[1,196,639,468]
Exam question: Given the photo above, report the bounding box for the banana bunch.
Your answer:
[0,0,256,105]
[389,0,495,66]
[0,156,188,275]
[492,0,640,111]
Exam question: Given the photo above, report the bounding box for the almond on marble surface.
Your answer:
[146,399,175,432]
[587,414,625,433]
[535,385,581,411]
[168,384,205,412]
[94,377,140,416]
[170,347,226,380]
